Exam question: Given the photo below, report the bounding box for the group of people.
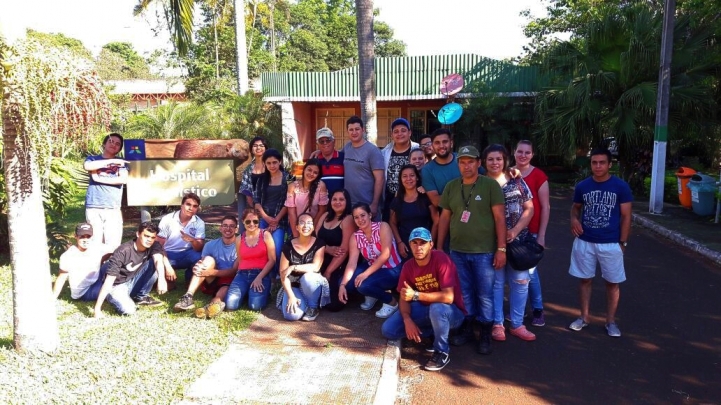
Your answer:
[54,118,632,372]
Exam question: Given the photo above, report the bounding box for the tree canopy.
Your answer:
[95,42,155,80]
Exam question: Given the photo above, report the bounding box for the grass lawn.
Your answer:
[0,192,257,404]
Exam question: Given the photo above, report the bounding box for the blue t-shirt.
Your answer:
[573,176,633,243]
[421,153,486,196]
[85,155,129,209]
[201,238,238,270]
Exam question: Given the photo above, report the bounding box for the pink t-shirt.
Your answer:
[284,181,329,218]
[397,250,466,314]
[522,167,548,234]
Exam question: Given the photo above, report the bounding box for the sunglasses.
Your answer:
[318,138,333,145]
[244,219,260,225]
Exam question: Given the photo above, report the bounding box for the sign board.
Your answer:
[127,159,235,206]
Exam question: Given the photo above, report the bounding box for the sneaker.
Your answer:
[302,307,320,321]
[450,320,474,346]
[194,301,226,319]
[360,296,378,311]
[424,351,450,371]
[569,318,589,331]
[424,343,436,353]
[173,293,195,312]
[135,296,162,307]
[605,322,621,338]
[531,309,545,327]
[491,324,506,341]
[509,325,536,341]
[375,302,398,318]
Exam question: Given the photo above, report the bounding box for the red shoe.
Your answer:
[491,324,506,341]
[510,325,536,341]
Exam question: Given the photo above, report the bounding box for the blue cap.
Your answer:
[408,227,432,242]
[391,117,410,130]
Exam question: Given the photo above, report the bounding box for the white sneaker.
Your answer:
[375,303,398,318]
[360,296,378,311]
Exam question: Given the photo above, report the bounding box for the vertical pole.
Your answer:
[649,0,676,213]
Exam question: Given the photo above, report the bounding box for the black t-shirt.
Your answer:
[386,148,411,196]
[105,240,164,285]
[390,193,433,244]
[282,238,326,282]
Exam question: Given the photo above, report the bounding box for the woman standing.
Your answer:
[339,203,403,319]
[316,189,354,312]
[512,140,550,327]
[484,144,536,342]
[389,165,438,260]
[226,209,276,311]
[285,159,329,237]
[278,213,327,321]
[253,148,291,278]
[238,136,267,231]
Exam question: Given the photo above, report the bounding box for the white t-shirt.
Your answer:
[59,244,114,299]
[158,211,206,252]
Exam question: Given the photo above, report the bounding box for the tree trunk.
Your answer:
[355,0,377,144]
[235,0,249,94]
[2,100,60,354]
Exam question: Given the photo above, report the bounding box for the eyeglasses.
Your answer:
[318,138,333,145]
[421,142,432,147]
[244,219,260,225]
[298,221,314,226]
[252,144,266,148]
[220,224,236,229]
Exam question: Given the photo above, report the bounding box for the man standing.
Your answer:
[316,127,345,196]
[53,223,114,301]
[381,227,465,371]
[421,128,458,209]
[380,118,419,221]
[437,145,506,355]
[568,148,632,338]
[418,134,435,162]
[157,192,206,284]
[93,222,168,317]
[342,116,385,219]
[84,133,129,248]
[173,215,239,318]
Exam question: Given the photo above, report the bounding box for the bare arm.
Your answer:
[84,158,127,171]
[508,200,534,241]
[338,235,360,304]
[429,203,440,244]
[570,202,584,237]
[437,209,452,250]
[619,201,632,252]
[491,204,507,270]
[426,190,440,208]
[323,216,353,278]
[91,169,128,185]
[371,169,385,217]
[313,182,329,228]
[152,253,168,294]
[288,244,326,274]
[93,275,117,318]
[52,272,69,299]
[286,183,300,238]
[536,181,550,247]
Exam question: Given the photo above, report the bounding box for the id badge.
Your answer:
[460,210,471,223]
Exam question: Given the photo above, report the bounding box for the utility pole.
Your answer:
[650,0,676,214]
[234,0,249,94]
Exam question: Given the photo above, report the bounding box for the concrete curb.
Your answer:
[373,340,401,405]
[633,213,721,265]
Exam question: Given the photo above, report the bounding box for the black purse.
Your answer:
[507,233,545,271]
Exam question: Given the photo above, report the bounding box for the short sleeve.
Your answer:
[389,196,403,214]
[489,180,505,206]
[421,165,438,193]
[317,185,329,206]
[284,183,297,208]
[157,214,172,238]
[195,220,206,240]
[435,252,456,290]
[369,147,385,171]
[618,178,634,203]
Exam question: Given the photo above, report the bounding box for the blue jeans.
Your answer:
[166,249,202,282]
[106,261,158,315]
[281,272,325,321]
[225,269,271,311]
[344,262,401,304]
[528,234,544,311]
[382,302,465,354]
[260,219,286,279]
[77,265,108,301]
[493,265,531,329]
[450,251,496,323]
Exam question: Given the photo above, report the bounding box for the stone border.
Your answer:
[633,214,721,265]
[373,340,401,405]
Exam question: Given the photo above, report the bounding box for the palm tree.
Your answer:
[534,3,718,174]
[355,0,377,143]
[125,101,213,139]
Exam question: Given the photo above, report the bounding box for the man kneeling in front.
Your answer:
[381,227,466,371]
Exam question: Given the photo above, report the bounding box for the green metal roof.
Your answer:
[261,54,539,102]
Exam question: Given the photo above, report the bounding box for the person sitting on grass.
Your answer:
[53,223,115,301]
[225,209,276,311]
[93,222,169,317]
[173,215,240,319]
[157,192,206,286]
[278,212,328,321]
[381,227,466,372]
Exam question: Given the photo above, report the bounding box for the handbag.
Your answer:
[506,233,545,271]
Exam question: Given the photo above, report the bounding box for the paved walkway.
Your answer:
[186,188,720,404]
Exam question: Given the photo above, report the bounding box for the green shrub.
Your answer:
[643,171,679,203]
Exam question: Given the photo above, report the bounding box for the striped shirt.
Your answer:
[354,222,402,269]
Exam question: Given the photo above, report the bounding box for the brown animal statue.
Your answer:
[173,139,250,164]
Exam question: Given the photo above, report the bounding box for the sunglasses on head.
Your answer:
[244,219,260,225]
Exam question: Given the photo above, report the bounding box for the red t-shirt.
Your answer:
[522,167,548,234]
[397,250,466,314]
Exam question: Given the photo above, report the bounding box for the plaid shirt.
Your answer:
[239,158,260,196]
[253,169,294,229]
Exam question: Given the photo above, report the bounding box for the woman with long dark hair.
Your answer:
[285,159,328,237]
[389,164,438,260]
[316,189,354,312]
[253,148,291,278]
[238,136,267,231]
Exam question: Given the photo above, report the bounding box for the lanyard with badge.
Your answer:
[460,180,477,223]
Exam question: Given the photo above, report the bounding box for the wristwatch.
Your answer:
[497,247,507,252]
[412,291,420,301]
[620,241,627,247]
